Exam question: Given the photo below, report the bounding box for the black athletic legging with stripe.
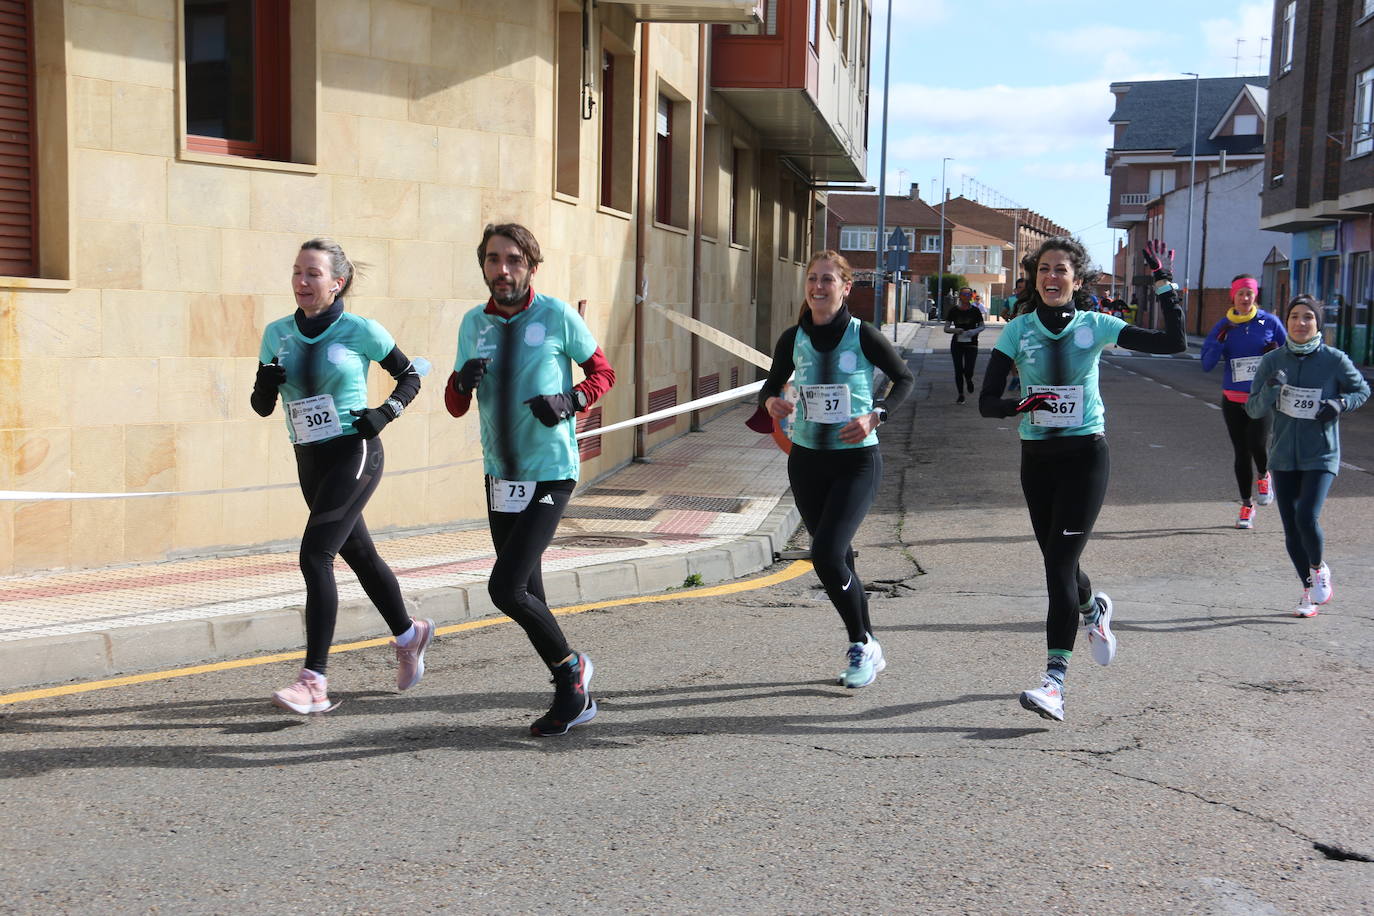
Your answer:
[296,434,412,674]
[788,444,881,643]
[1020,435,1110,653]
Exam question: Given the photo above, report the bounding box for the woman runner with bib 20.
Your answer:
[1200,274,1285,528]
[1245,295,1368,617]
[978,237,1185,722]
[252,238,431,714]
[757,251,913,688]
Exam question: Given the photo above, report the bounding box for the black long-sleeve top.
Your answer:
[758,304,915,413]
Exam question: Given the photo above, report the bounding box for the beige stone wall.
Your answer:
[0,2,809,575]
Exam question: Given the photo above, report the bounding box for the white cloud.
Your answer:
[1201,3,1273,77]
[888,0,949,26]
[879,80,1113,164]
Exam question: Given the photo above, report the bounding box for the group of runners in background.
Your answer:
[252,222,1367,733]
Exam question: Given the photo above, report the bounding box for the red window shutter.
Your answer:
[0,0,35,277]
[647,385,677,433]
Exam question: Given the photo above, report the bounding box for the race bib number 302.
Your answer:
[489,477,536,513]
[1027,385,1084,428]
[287,394,342,444]
[800,384,851,424]
[1278,384,1322,420]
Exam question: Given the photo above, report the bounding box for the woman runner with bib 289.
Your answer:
[1245,295,1368,617]
[1199,274,1285,528]
[757,250,913,688]
[253,238,431,713]
[978,237,1185,722]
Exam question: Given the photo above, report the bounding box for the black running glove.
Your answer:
[350,405,395,439]
[526,392,578,427]
[455,358,489,395]
[1015,391,1060,414]
[254,358,286,394]
[1316,399,1343,422]
[1142,238,1175,282]
[1268,368,1288,388]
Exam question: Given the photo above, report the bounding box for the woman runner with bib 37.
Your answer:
[1200,274,1285,529]
[1245,295,1368,617]
[253,238,431,714]
[978,237,1185,722]
[756,251,913,688]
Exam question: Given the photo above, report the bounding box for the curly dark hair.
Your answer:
[1018,236,1101,313]
[477,223,544,269]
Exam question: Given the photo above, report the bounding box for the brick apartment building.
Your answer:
[1260,0,1374,363]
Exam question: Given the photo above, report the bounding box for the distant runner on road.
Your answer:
[1245,295,1368,617]
[1199,274,1286,529]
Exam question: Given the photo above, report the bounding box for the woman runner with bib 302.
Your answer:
[1245,295,1368,617]
[978,237,1185,722]
[1200,274,1285,529]
[755,251,913,688]
[253,238,431,714]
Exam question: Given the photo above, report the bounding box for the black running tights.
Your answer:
[951,344,978,394]
[1020,436,1110,654]
[1221,397,1270,502]
[788,444,881,643]
[486,478,576,668]
[296,435,411,674]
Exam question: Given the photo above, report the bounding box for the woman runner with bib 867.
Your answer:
[1245,295,1368,617]
[978,237,1185,722]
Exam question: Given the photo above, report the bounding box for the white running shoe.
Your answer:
[1255,473,1274,506]
[1019,677,1065,721]
[837,636,887,688]
[1309,563,1332,605]
[1294,588,1318,618]
[1085,592,1117,666]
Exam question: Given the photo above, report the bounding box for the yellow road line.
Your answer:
[0,560,812,706]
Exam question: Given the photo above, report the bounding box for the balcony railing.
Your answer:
[1119,193,1149,206]
[599,0,761,23]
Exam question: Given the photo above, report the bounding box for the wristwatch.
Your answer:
[873,406,888,425]
[573,389,589,411]
[384,397,405,419]
[1154,279,1180,297]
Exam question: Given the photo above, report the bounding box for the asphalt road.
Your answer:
[3,333,1373,914]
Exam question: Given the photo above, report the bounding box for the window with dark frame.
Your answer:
[1270,114,1286,185]
[600,51,615,208]
[655,93,672,226]
[0,0,36,277]
[183,0,290,161]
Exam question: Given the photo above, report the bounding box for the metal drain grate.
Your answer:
[549,535,649,549]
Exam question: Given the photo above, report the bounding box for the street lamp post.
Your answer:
[1183,72,1200,318]
[935,157,951,319]
[874,0,894,334]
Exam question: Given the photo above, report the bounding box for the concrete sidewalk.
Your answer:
[0,323,925,691]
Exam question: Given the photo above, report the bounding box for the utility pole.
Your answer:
[873,0,894,330]
[935,157,951,320]
[1183,72,1200,319]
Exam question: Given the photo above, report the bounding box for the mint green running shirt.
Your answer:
[994,310,1127,440]
[455,292,599,481]
[258,311,396,444]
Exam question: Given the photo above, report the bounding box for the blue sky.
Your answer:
[866,0,1274,270]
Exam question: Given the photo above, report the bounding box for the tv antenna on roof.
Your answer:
[1232,38,1245,77]
[1256,36,1268,76]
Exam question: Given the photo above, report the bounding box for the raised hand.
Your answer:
[1142,239,1175,277]
[255,357,286,392]
[455,357,489,395]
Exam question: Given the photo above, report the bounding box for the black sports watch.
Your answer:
[873,405,888,425]
[573,389,590,411]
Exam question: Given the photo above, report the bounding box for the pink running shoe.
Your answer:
[393,618,435,691]
[272,669,332,714]
[1255,473,1273,506]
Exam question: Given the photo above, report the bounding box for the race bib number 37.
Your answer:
[287,394,342,444]
[800,384,851,424]
[1027,385,1084,428]
[1278,384,1322,420]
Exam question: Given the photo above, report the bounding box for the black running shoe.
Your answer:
[530,651,597,737]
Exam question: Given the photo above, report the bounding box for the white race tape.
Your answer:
[647,301,773,369]
[578,381,763,439]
